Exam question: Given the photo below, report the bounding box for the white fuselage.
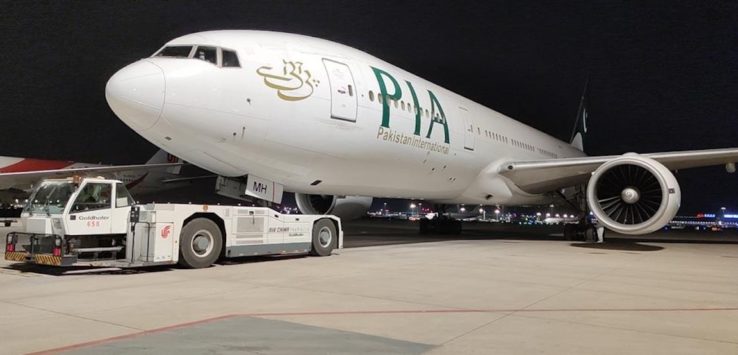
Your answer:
[107,30,585,205]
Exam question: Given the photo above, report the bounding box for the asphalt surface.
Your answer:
[1,219,737,354]
[344,219,738,248]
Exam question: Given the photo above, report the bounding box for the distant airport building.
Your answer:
[669,212,738,230]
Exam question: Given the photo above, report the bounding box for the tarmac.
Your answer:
[1,219,738,354]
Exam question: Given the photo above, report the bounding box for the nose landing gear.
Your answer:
[418,204,463,235]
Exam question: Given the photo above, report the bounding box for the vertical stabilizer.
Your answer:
[569,79,589,152]
[146,149,182,174]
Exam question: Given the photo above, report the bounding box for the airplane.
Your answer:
[0,149,190,203]
[104,30,738,241]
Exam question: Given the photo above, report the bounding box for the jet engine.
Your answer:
[586,154,680,235]
[294,193,373,220]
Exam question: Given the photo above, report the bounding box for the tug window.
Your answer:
[221,49,240,67]
[71,183,112,212]
[194,46,217,64]
[115,183,135,207]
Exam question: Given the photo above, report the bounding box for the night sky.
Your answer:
[2,1,737,214]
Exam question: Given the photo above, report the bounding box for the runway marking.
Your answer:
[29,307,738,354]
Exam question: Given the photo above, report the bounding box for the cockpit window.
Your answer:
[194,46,217,64]
[222,50,240,67]
[155,46,193,58]
[153,44,240,69]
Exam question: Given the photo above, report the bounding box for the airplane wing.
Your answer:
[160,175,218,184]
[500,148,738,194]
[0,162,186,181]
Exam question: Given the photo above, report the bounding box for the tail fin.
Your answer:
[146,149,182,174]
[569,78,589,152]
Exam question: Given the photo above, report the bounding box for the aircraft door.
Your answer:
[464,118,475,151]
[322,59,357,121]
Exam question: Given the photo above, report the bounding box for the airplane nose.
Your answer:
[105,60,165,131]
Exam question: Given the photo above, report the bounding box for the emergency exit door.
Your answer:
[322,59,357,121]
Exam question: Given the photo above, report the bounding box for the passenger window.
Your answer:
[369,91,375,101]
[71,183,112,212]
[194,46,217,64]
[222,49,241,67]
[155,46,193,58]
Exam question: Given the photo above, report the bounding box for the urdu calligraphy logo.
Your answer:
[256,60,320,101]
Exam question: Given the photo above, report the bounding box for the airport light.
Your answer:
[546,213,551,217]
[460,207,466,212]
[383,202,387,215]
[494,209,500,221]
[479,208,486,220]
[410,203,417,216]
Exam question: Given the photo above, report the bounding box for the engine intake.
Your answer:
[294,193,372,220]
[586,154,680,235]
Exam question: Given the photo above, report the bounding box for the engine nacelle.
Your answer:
[586,154,680,235]
[294,193,373,220]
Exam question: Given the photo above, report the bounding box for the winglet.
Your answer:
[569,78,589,152]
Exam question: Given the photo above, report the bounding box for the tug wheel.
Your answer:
[178,218,223,268]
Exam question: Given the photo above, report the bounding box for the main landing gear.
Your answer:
[556,186,605,243]
[564,220,605,243]
[418,205,462,235]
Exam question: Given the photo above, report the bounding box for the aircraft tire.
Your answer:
[584,224,598,242]
[564,224,577,241]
